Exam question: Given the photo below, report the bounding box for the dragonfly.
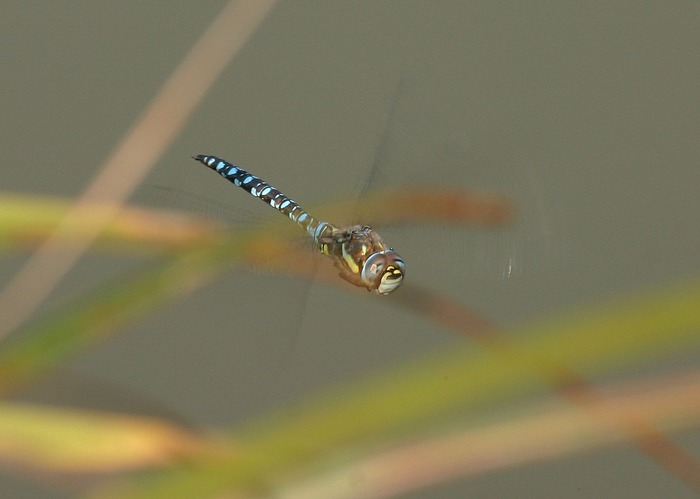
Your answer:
[193,154,405,295]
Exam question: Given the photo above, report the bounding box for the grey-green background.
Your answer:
[2,1,700,497]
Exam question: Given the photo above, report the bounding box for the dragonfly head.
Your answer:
[362,249,405,295]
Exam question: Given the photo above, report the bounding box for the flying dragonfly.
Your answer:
[193,155,405,295]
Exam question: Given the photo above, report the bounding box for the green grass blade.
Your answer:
[0,244,238,394]
[94,279,700,498]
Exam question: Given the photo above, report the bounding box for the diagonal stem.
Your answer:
[393,284,700,494]
[0,0,278,342]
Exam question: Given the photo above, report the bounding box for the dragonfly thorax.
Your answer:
[319,225,405,295]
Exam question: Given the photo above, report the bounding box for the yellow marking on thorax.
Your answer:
[341,244,361,274]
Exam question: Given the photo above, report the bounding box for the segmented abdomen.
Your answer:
[194,155,334,245]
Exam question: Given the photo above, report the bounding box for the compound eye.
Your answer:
[377,257,405,295]
[362,250,405,295]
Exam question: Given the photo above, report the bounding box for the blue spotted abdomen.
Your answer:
[194,155,333,244]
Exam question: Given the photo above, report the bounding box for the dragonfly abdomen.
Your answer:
[194,154,333,243]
